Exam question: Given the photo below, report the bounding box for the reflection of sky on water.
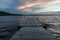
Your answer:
[0,16,19,40]
[0,16,60,40]
[18,16,60,35]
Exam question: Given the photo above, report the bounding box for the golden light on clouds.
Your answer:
[37,0,60,12]
[17,0,51,10]
[17,2,42,10]
[22,8,32,12]
[17,0,45,10]
[17,0,60,13]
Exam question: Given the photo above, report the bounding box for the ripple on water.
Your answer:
[0,16,19,40]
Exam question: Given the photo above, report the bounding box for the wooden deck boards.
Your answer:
[9,27,57,40]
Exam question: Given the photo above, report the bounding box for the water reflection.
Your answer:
[0,16,60,40]
[0,16,19,40]
[18,16,60,36]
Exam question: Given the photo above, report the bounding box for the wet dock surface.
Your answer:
[0,16,60,40]
[9,27,58,40]
[19,17,43,27]
[9,16,60,40]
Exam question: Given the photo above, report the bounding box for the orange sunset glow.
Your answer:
[16,0,60,13]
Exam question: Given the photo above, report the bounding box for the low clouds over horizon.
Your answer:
[0,0,60,14]
[17,0,60,13]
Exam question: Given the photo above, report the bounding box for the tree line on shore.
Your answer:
[0,11,23,16]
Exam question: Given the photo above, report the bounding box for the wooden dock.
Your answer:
[9,16,59,40]
[19,17,44,27]
[9,27,57,40]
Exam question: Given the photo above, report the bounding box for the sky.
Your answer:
[0,0,60,14]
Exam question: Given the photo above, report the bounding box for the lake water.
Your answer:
[0,16,60,40]
[0,16,19,40]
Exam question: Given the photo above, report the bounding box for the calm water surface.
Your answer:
[0,16,19,40]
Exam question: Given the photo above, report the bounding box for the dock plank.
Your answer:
[9,27,57,40]
[19,18,42,27]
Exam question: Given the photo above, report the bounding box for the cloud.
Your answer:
[17,0,60,13]
[17,0,52,10]
[0,0,20,10]
[0,0,13,9]
[36,0,60,12]
[0,0,60,14]
[0,0,22,14]
[22,5,44,12]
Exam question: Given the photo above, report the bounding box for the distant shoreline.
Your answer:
[0,14,60,16]
[0,11,23,16]
[0,14,23,16]
[0,11,60,16]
